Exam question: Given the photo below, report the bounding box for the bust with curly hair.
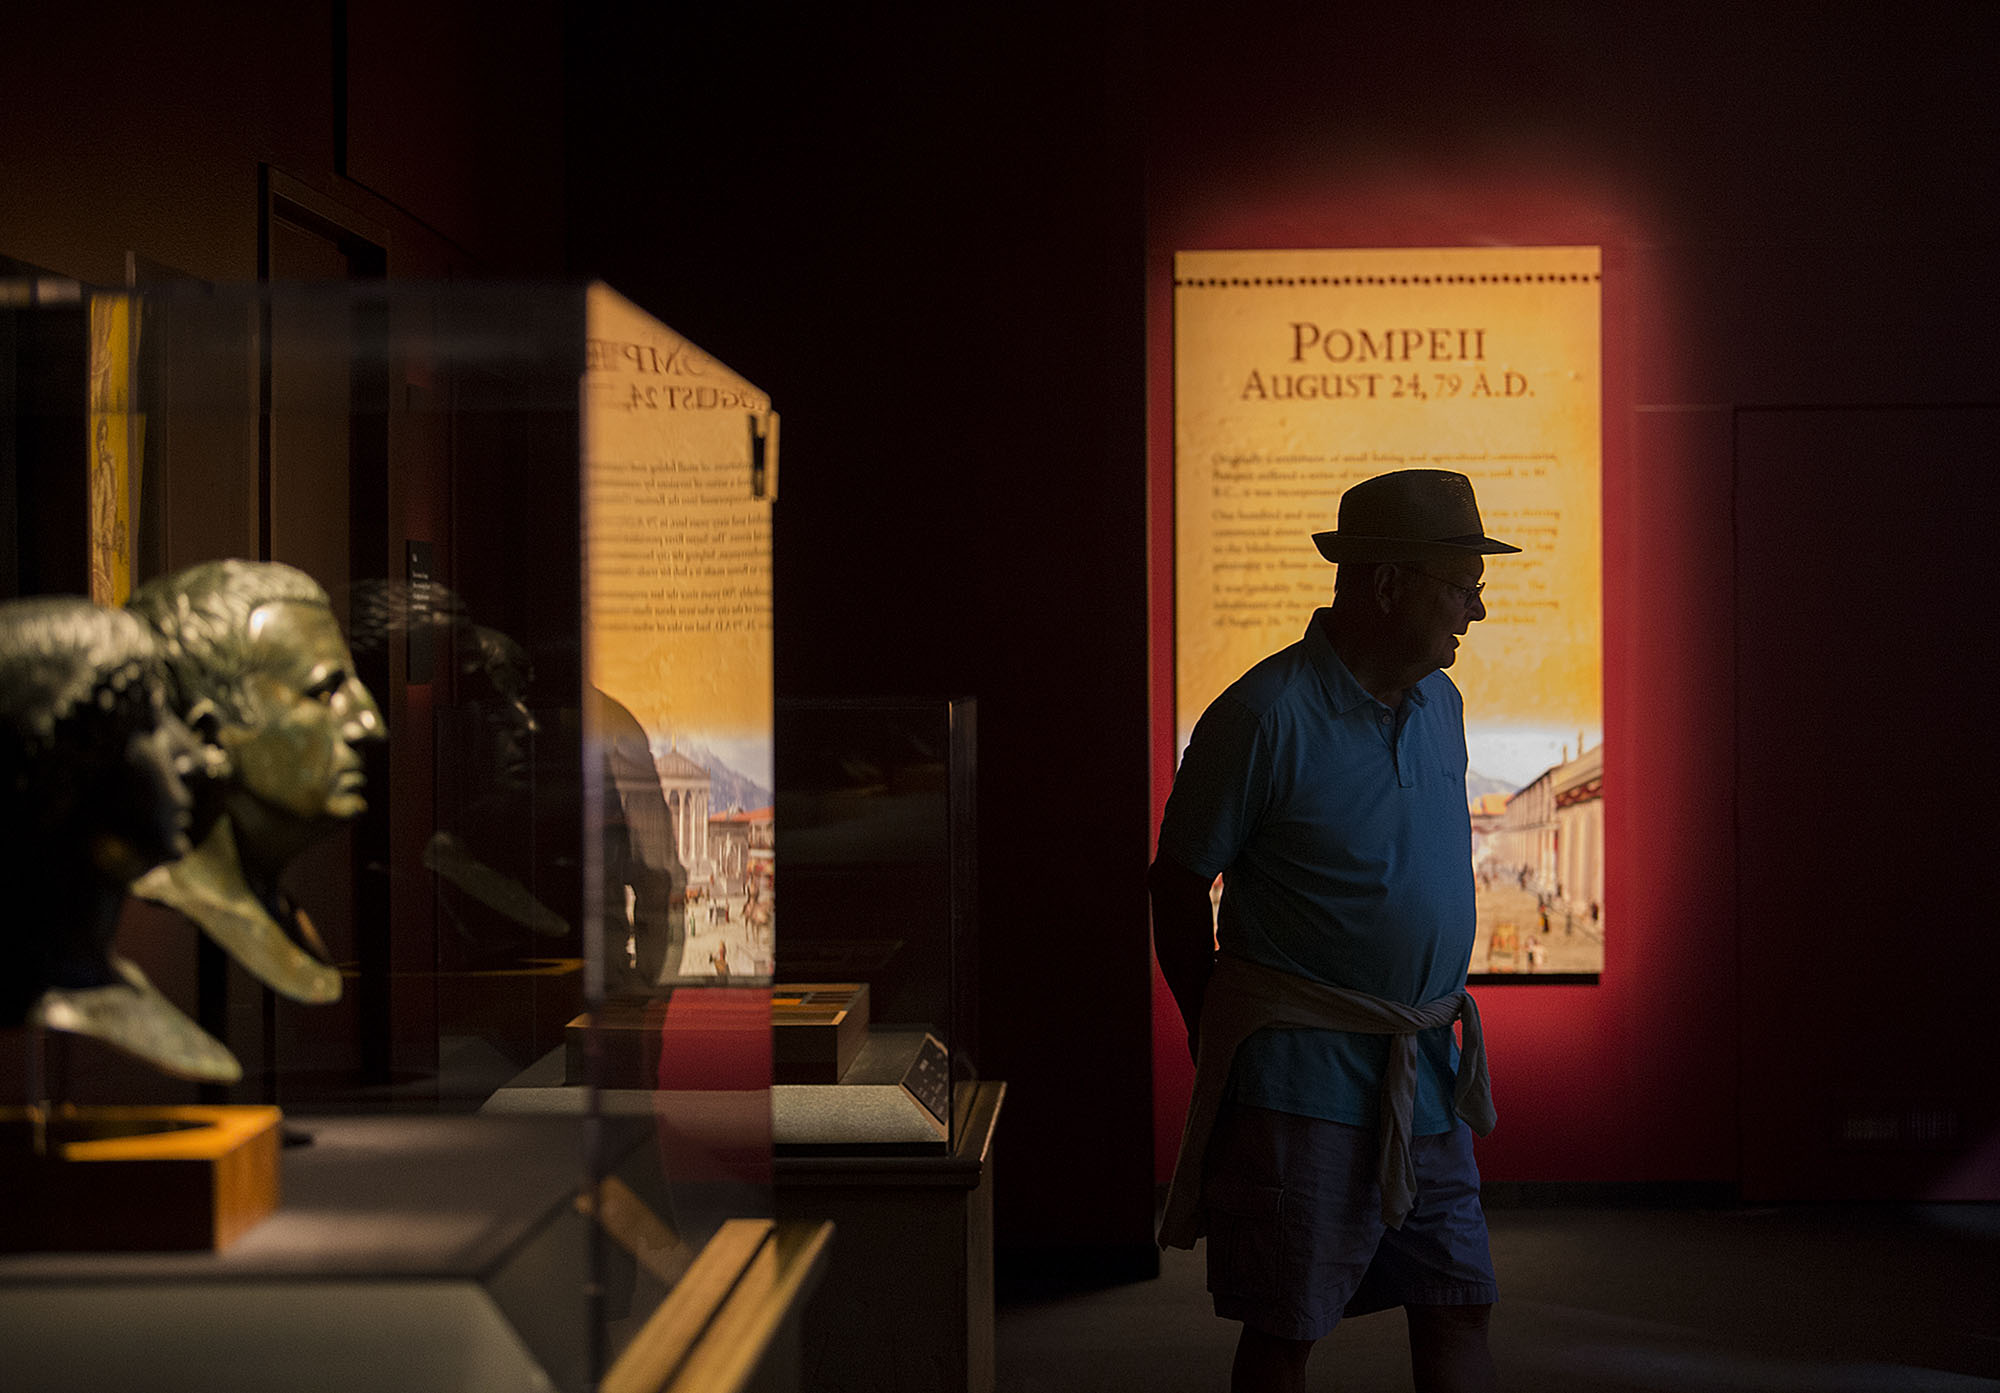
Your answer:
[0,595,238,1081]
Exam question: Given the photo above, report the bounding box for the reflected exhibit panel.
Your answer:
[583,285,778,988]
[1173,247,1605,980]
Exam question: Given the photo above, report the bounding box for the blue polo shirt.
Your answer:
[1158,609,1476,1134]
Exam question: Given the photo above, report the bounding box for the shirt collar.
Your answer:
[1303,608,1431,715]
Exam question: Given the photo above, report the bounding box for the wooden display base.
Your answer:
[772,982,869,1084]
[0,1104,282,1253]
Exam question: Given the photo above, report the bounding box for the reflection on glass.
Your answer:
[594,687,687,994]
[0,282,806,1386]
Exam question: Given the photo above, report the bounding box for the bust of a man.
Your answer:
[0,595,239,1081]
[127,560,384,1003]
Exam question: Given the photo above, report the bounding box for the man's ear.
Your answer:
[184,699,232,778]
[1372,563,1404,615]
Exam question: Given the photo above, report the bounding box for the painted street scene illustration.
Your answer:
[646,741,774,982]
[1468,735,1603,977]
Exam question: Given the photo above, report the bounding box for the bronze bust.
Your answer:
[0,596,239,1081]
[127,560,385,1004]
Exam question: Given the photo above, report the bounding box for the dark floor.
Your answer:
[997,1203,2000,1391]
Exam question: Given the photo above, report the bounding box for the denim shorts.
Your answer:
[1203,1103,1498,1341]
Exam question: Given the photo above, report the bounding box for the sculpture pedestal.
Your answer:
[772,982,870,1084]
[0,1104,282,1252]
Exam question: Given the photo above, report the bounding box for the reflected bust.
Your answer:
[127,561,385,1004]
[0,596,240,1081]
[422,621,569,944]
[346,580,567,947]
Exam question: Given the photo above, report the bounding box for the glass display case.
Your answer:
[0,279,821,1393]
[771,697,977,1154]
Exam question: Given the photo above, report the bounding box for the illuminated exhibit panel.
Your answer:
[583,285,778,990]
[1174,247,1604,980]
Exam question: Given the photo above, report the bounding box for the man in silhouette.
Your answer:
[1153,470,1512,1393]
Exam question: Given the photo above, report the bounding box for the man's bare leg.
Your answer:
[1232,1325,1313,1393]
[1406,1302,1495,1393]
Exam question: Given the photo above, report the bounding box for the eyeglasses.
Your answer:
[1405,568,1487,608]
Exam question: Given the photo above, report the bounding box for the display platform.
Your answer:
[0,1114,604,1391]
[775,1080,1004,1393]
[0,1112,821,1393]
[773,1027,954,1151]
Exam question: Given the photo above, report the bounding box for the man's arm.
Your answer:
[1149,852,1219,1061]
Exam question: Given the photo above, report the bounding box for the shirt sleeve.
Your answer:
[1156,694,1271,881]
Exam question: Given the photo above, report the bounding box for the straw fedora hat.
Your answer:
[1311,469,1520,564]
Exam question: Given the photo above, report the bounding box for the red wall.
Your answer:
[1144,5,2000,1196]
[1146,182,1741,1187]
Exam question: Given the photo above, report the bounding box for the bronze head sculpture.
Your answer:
[127,560,385,1004]
[0,596,240,1081]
